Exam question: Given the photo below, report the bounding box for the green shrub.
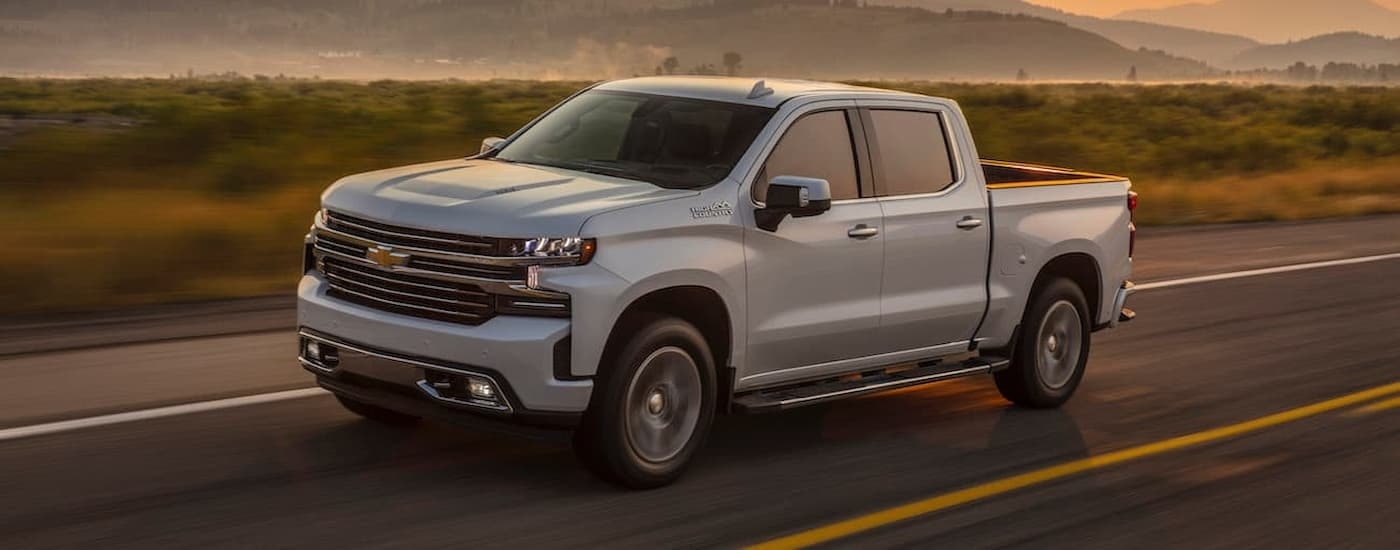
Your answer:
[3,78,1399,314]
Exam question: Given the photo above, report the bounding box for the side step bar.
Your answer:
[732,355,1010,414]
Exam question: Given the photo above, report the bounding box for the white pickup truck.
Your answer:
[298,77,1136,488]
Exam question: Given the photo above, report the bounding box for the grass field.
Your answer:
[4,78,1400,315]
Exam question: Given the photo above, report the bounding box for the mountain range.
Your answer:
[873,0,1260,65]
[1117,0,1400,43]
[0,1,1211,80]
[1229,32,1400,69]
[0,0,1395,80]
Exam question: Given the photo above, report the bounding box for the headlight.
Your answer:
[502,237,596,265]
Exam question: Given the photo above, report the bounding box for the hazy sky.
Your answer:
[1032,0,1400,18]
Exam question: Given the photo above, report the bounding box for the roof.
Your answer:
[593,76,922,108]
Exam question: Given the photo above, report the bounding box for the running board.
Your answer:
[732,356,1010,413]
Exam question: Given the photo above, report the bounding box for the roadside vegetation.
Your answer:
[3,78,1399,314]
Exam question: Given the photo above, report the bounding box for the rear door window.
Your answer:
[754,110,860,202]
[867,110,957,197]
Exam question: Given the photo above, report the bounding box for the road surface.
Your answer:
[1,215,1398,548]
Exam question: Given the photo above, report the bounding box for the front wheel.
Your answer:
[574,316,716,489]
[994,278,1092,408]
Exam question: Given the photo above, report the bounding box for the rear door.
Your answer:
[859,104,991,353]
[742,104,886,388]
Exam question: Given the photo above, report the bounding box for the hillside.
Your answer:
[1118,0,1400,43]
[0,2,1212,81]
[873,0,1259,65]
[595,6,1212,81]
[1230,32,1400,70]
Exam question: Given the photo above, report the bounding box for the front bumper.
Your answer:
[300,329,580,439]
[298,274,593,415]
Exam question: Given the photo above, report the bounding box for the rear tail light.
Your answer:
[1129,221,1137,258]
[1127,191,1138,258]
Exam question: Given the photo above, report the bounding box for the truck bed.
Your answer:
[981,160,1127,189]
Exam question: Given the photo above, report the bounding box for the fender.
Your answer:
[567,189,750,378]
[981,182,1129,348]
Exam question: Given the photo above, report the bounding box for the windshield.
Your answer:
[495,90,775,189]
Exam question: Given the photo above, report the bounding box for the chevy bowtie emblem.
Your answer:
[366,245,410,268]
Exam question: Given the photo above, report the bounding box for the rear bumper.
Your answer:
[1106,281,1136,329]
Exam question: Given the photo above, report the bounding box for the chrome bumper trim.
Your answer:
[312,243,569,300]
[314,217,580,268]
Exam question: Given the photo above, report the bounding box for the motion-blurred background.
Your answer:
[3,0,1399,317]
[3,3,1400,548]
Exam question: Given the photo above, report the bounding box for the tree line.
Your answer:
[1231,62,1400,84]
[654,52,744,76]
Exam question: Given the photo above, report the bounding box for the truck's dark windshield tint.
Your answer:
[495,91,775,189]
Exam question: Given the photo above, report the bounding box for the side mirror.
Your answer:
[480,136,506,156]
[755,175,833,232]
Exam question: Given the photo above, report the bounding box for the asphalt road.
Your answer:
[2,216,1399,548]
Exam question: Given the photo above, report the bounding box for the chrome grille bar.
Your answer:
[325,211,497,254]
[324,259,488,297]
[323,268,490,309]
[315,217,579,267]
[313,241,525,292]
[325,284,486,323]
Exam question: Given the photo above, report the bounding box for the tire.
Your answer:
[335,395,421,425]
[994,278,1092,409]
[574,315,717,489]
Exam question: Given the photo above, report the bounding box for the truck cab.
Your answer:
[298,77,1135,488]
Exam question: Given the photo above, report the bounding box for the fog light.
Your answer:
[467,377,497,400]
[305,340,321,360]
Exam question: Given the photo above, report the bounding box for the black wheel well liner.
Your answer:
[602,286,734,406]
[1033,253,1102,322]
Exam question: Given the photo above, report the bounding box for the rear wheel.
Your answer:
[994,278,1092,408]
[574,316,716,489]
[335,395,420,425]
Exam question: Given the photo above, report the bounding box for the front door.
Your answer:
[742,106,885,388]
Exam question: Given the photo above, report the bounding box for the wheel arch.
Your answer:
[1031,252,1102,322]
[600,285,735,407]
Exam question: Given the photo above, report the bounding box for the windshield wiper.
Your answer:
[495,157,657,184]
[549,160,643,182]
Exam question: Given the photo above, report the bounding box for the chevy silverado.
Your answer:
[298,77,1136,488]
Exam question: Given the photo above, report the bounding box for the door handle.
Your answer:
[847,224,880,239]
[956,216,984,230]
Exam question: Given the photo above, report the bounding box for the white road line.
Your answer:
[0,388,327,443]
[1135,252,1400,291]
[4,251,1400,443]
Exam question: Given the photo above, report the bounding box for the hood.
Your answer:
[321,159,697,237]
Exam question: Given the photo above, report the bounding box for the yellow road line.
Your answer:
[1353,396,1400,415]
[749,381,1400,550]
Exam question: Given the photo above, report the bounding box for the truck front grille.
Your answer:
[314,231,525,281]
[311,210,569,325]
[321,257,494,325]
